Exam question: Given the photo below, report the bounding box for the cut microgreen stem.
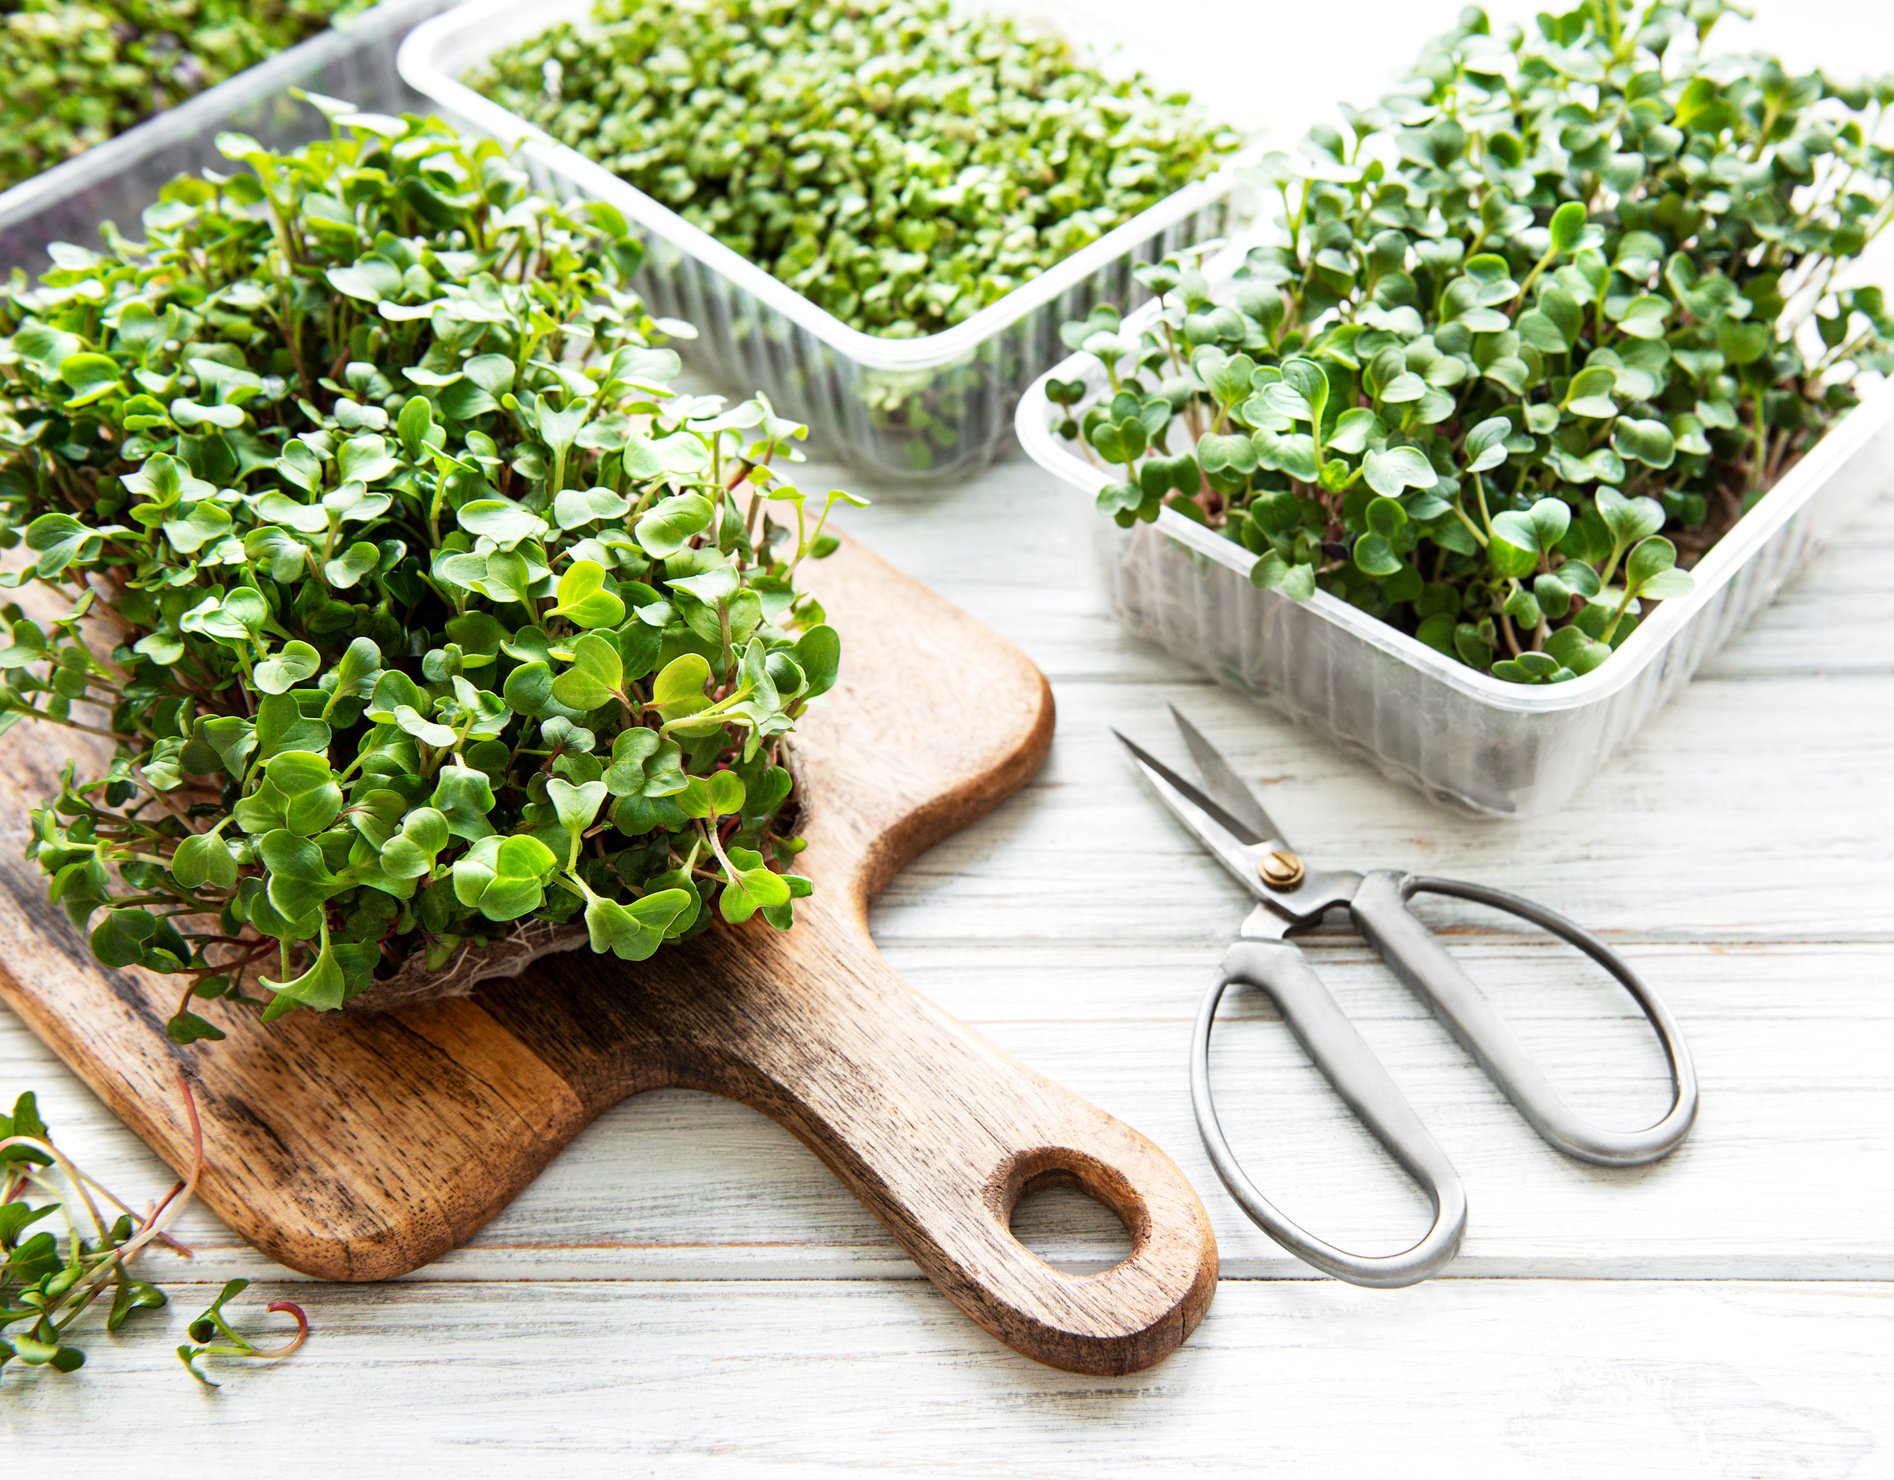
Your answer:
[2,1071,203,1335]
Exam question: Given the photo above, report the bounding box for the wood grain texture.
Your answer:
[0,535,1218,1376]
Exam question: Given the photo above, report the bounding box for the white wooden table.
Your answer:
[5,1,1894,1472]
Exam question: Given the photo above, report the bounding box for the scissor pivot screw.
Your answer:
[1260,850,1306,890]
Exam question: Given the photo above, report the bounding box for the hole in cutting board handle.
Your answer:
[1000,1149,1145,1275]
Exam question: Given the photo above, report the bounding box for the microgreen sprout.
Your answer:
[177,1278,310,1388]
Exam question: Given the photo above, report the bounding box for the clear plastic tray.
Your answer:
[397,0,1262,482]
[0,0,455,270]
[1017,275,1894,819]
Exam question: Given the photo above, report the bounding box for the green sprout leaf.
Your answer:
[546,777,608,866]
[550,560,626,629]
[1547,201,1587,256]
[452,834,559,922]
[252,640,321,696]
[262,926,348,1012]
[171,830,239,891]
[550,632,627,712]
[651,652,712,725]
[583,887,695,961]
[635,493,714,559]
[717,846,792,924]
[1364,446,1437,498]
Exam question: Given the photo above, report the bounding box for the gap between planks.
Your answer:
[6,1276,1890,1479]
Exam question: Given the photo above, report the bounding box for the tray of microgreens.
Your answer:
[398,0,1251,479]
[0,101,852,1043]
[1018,0,1894,817]
[0,0,445,207]
[0,0,368,197]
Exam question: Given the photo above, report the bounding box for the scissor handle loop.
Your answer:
[1352,871,1699,1168]
[1192,939,1468,1288]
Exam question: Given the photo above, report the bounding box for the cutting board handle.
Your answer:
[647,909,1218,1376]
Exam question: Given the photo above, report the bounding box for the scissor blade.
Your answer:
[1167,705,1290,849]
[1114,729,1272,891]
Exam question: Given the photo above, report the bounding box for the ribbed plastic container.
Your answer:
[1017,302,1894,819]
[0,0,454,270]
[397,0,1262,483]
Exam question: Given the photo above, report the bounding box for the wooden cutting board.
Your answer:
[0,536,1217,1376]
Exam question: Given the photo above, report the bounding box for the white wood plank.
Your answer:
[8,933,1891,1279]
[862,675,1894,943]
[4,1278,1891,1479]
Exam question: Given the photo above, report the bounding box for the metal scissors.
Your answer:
[1117,708,1699,1288]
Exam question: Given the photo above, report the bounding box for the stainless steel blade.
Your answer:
[1167,705,1291,851]
[1113,729,1276,896]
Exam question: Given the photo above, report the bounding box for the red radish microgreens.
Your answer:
[0,103,860,1040]
[1,1079,306,1386]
